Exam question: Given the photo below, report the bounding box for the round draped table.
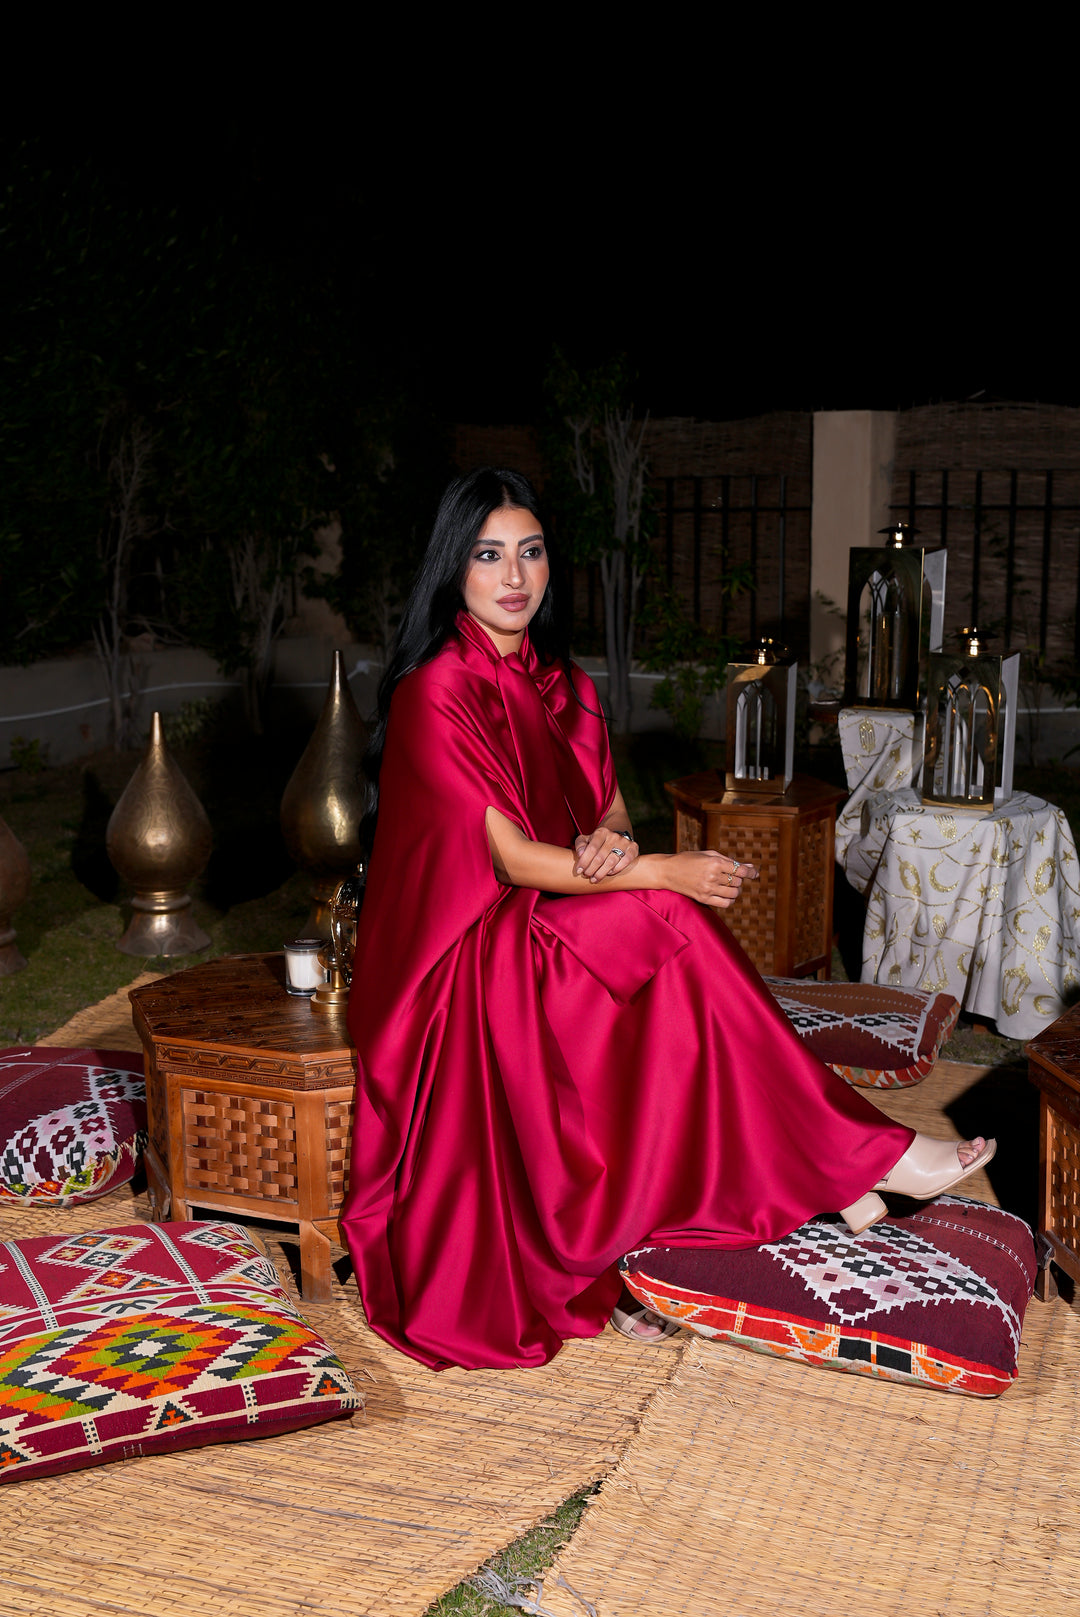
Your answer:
[837,785,1079,1039]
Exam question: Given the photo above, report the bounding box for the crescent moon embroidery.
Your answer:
[1033,995,1057,1017]
[929,861,959,893]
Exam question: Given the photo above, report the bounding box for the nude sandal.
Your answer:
[840,1135,998,1234]
[610,1304,683,1342]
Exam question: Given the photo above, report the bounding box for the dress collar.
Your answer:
[454,609,538,678]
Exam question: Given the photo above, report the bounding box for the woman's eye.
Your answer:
[523,545,545,559]
[474,549,499,562]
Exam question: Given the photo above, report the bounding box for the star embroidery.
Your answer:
[909,829,922,842]
[1036,829,1047,844]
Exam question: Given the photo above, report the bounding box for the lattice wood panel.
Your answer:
[675,810,702,852]
[181,1090,299,1202]
[723,826,780,966]
[325,1098,354,1205]
[794,817,830,966]
[1048,1107,1080,1257]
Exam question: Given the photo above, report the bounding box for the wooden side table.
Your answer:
[1028,999,1080,1298]
[130,954,355,1303]
[665,772,846,978]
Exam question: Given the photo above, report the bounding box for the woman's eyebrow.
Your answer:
[475,535,544,547]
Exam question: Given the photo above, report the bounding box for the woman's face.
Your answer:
[462,505,550,654]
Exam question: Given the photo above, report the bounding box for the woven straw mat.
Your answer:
[2,978,681,1617]
[538,1061,1080,1617]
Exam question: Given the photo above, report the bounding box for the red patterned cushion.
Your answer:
[620,1197,1036,1397]
[764,979,959,1088]
[0,1047,148,1205]
[0,1221,360,1482]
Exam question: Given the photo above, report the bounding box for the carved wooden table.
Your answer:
[130,953,355,1302]
[1028,999,1080,1298]
[665,772,846,978]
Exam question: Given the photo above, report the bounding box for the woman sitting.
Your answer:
[339,467,993,1371]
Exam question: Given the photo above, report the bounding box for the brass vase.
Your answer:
[106,711,213,956]
[280,651,367,938]
[311,867,365,1009]
[0,812,32,976]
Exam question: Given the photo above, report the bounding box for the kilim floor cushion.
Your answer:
[620,1196,1037,1397]
[0,1047,147,1205]
[764,978,960,1088]
[0,1221,360,1482]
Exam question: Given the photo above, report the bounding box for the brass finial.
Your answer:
[311,870,363,1008]
[878,522,918,548]
[106,712,213,956]
[751,636,785,665]
[0,812,32,976]
[280,651,367,939]
[960,626,981,656]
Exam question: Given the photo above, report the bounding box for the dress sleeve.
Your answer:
[350,664,528,1026]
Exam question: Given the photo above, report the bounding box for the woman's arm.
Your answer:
[484,806,757,911]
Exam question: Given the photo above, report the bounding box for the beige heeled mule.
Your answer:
[839,1135,997,1235]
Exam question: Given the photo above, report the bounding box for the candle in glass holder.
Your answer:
[283,938,329,995]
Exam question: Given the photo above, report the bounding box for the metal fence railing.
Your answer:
[892,468,1080,672]
[571,472,813,661]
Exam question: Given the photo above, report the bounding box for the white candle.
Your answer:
[283,939,328,995]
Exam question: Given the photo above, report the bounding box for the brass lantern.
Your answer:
[922,629,1019,811]
[843,524,947,711]
[725,638,797,795]
[312,865,365,1010]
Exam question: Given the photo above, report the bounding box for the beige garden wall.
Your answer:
[809,410,897,683]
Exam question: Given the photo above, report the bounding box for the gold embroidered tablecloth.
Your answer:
[834,707,922,892]
[836,784,1079,1038]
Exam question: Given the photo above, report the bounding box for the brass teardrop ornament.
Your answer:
[280,651,368,938]
[0,811,32,976]
[106,712,213,956]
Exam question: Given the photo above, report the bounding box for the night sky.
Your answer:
[28,120,1080,427]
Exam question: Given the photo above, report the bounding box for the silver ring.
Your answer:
[612,846,625,858]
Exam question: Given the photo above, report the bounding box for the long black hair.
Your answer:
[360,466,575,852]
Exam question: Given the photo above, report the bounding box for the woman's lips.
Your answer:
[498,596,530,612]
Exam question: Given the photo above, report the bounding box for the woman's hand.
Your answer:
[573,827,640,883]
[660,849,759,909]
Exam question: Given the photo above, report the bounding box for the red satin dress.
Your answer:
[340,614,913,1370]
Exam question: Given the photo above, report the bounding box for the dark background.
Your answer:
[47,121,1078,427]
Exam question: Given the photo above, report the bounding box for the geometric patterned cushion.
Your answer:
[0,1222,360,1482]
[0,1047,148,1205]
[620,1196,1037,1397]
[764,979,960,1088]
